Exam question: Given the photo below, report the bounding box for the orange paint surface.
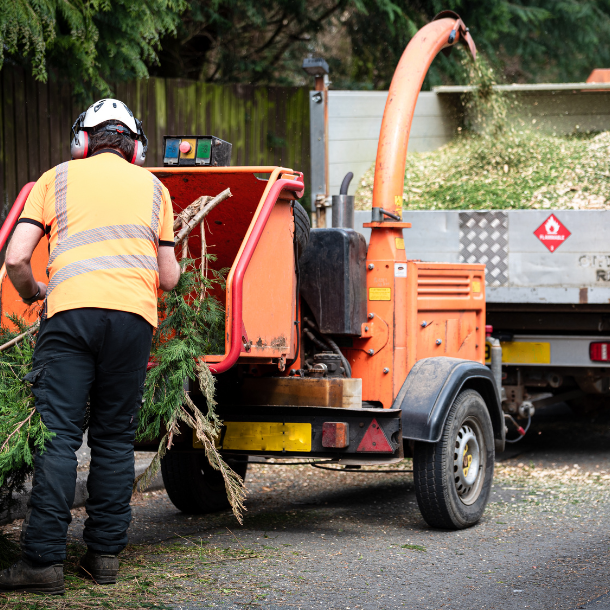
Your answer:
[345,224,486,409]
[1,238,48,330]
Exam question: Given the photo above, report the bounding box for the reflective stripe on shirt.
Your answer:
[46,254,159,296]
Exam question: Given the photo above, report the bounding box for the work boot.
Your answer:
[0,558,64,595]
[79,550,119,584]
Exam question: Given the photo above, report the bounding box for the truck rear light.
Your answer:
[356,418,393,453]
[590,342,610,362]
[322,422,349,448]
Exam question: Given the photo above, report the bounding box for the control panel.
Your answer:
[163,135,232,167]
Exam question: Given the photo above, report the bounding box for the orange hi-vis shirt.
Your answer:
[18,151,175,327]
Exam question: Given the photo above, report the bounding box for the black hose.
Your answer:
[321,335,352,378]
[340,172,353,195]
[303,317,352,378]
[312,463,412,474]
[304,328,328,352]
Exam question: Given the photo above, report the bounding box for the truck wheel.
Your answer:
[293,201,310,259]
[413,389,494,530]
[161,452,248,514]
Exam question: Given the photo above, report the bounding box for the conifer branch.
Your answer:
[0,321,40,353]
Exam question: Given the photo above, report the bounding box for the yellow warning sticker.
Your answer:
[394,195,403,212]
[472,280,481,293]
[369,287,391,301]
[395,238,405,250]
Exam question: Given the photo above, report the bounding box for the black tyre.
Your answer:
[413,389,494,529]
[161,452,248,514]
[293,201,310,259]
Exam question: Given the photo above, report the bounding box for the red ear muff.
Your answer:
[70,131,89,159]
[131,140,146,166]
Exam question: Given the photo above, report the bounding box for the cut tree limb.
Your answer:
[174,188,232,248]
[0,321,40,353]
[173,196,211,232]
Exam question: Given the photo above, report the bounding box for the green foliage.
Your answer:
[0,0,185,100]
[151,0,610,88]
[4,0,610,93]
[0,257,243,524]
[136,259,246,522]
[342,0,610,89]
[0,318,53,517]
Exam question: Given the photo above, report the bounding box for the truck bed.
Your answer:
[354,209,610,305]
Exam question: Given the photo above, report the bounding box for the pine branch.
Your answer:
[0,321,40,352]
[136,257,246,521]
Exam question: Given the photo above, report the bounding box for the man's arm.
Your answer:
[5,223,46,303]
[158,245,180,291]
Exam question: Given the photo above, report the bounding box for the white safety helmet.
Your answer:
[70,98,148,166]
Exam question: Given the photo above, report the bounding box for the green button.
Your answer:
[197,139,211,160]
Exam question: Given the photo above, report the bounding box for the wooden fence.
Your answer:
[0,67,310,214]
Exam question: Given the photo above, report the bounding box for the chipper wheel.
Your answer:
[293,200,310,259]
[413,390,494,529]
[161,452,248,514]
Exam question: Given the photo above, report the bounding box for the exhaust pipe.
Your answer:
[332,172,354,229]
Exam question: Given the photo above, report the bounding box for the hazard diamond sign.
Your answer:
[534,214,571,252]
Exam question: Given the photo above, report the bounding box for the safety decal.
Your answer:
[394,263,407,278]
[534,214,571,252]
[369,287,391,301]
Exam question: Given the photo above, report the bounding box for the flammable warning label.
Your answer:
[534,214,571,253]
[369,287,391,301]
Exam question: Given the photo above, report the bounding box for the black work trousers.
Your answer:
[21,308,153,564]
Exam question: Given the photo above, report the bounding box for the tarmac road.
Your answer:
[61,402,610,610]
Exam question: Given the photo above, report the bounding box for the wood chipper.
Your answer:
[0,12,504,529]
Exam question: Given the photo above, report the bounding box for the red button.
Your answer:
[179,141,191,153]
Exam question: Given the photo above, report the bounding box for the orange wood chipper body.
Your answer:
[1,12,504,529]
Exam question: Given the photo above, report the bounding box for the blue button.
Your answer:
[165,139,180,159]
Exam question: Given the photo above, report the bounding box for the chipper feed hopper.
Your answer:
[1,13,504,529]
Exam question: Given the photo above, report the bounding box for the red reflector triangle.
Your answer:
[357,418,393,453]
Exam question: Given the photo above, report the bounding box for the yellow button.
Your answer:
[179,138,197,160]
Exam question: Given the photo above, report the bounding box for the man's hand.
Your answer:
[6,223,45,302]
[22,281,47,305]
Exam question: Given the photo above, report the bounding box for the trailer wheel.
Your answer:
[413,389,494,529]
[161,452,248,514]
[293,201,310,259]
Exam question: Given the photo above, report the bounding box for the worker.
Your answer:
[0,99,180,595]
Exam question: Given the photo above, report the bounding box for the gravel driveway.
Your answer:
[2,402,609,610]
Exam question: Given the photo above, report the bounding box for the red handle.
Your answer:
[209,177,304,374]
[0,183,36,252]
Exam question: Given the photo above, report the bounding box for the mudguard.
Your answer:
[394,357,505,452]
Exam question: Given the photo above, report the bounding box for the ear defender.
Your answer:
[70,130,89,159]
[131,139,146,166]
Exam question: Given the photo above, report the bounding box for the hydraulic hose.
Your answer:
[303,317,352,378]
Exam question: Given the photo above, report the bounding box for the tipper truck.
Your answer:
[0,13,505,530]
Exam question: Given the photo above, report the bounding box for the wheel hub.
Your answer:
[453,424,481,500]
